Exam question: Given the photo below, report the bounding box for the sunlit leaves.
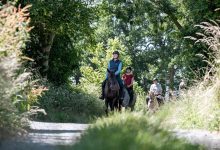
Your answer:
[81,38,131,85]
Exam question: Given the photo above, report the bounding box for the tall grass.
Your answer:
[0,4,31,139]
[72,113,203,150]
[157,20,220,131]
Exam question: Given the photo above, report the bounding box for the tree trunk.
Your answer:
[74,69,81,85]
[41,32,55,78]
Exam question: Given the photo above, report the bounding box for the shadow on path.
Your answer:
[0,121,89,150]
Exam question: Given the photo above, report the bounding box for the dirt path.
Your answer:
[0,121,89,150]
[0,121,219,150]
[173,129,220,150]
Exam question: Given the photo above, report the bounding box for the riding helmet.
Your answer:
[113,51,120,55]
[153,78,158,81]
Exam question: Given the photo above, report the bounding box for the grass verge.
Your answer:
[71,113,203,150]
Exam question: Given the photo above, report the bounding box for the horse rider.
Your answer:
[146,78,163,105]
[99,51,124,100]
[122,67,134,104]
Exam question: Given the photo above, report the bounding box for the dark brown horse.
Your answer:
[104,69,120,115]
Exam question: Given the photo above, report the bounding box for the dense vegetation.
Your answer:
[157,20,220,131]
[36,84,104,123]
[0,0,220,149]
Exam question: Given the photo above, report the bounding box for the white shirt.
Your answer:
[150,83,162,95]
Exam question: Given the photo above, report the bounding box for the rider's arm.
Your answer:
[128,76,134,87]
[149,84,154,92]
[122,74,126,80]
[114,62,122,76]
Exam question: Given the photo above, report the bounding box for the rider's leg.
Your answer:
[119,85,124,100]
[146,96,150,105]
[99,79,106,100]
[116,76,124,100]
[156,96,163,106]
[126,87,132,105]
[129,88,134,105]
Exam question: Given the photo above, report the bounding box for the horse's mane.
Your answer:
[105,70,120,98]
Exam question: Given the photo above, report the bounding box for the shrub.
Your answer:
[72,113,203,150]
[35,83,105,123]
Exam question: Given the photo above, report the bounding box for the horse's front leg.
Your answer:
[105,99,109,116]
[113,98,119,111]
[118,99,122,112]
[109,100,114,111]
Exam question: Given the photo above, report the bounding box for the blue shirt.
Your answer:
[106,59,122,79]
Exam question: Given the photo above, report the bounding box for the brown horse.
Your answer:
[147,91,159,113]
[104,69,120,115]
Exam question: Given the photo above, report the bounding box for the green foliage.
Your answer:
[157,20,220,131]
[36,84,105,123]
[47,35,80,84]
[30,0,94,35]
[23,0,96,81]
[73,113,203,150]
[94,0,220,90]
[80,38,131,85]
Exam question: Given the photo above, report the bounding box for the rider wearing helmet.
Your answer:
[146,78,163,105]
[99,51,123,100]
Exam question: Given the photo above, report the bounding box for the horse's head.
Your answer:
[106,69,119,91]
[107,68,115,79]
[149,91,155,100]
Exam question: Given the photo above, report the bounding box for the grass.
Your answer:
[156,78,220,131]
[156,20,220,131]
[71,113,203,150]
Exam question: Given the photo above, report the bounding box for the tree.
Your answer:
[80,38,131,85]
[47,35,80,84]
[95,0,182,90]
[24,0,95,79]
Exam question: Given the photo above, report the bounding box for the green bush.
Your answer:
[72,113,203,150]
[36,84,105,123]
